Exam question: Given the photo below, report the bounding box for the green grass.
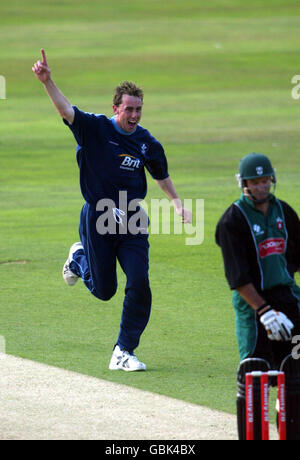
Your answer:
[1,0,300,418]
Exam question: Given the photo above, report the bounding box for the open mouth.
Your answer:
[128,121,136,129]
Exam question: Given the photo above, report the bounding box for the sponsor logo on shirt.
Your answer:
[119,154,141,171]
[258,237,285,258]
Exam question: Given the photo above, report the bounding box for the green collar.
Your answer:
[240,192,276,211]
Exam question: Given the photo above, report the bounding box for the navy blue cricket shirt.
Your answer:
[63,106,169,206]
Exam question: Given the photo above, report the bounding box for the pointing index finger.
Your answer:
[41,48,47,65]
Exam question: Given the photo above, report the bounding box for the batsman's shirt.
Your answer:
[234,194,294,291]
[216,194,300,359]
[63,106,169,206]
[216,194,300,293]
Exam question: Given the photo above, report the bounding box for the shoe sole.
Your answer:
[62,242,83,286]
[109,366,146,372]
[109,363,146,372]
[62,267,79,286]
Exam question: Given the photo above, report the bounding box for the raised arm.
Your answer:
[32,49,75,124]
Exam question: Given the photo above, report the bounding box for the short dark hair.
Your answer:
[113,81,144,106]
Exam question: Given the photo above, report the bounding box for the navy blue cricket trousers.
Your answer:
[69,203,152,353]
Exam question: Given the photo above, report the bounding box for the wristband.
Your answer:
[256,302,271,316]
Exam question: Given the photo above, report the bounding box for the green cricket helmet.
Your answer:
[236,153,276,188]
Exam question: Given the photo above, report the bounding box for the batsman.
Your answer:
[216,153,300,440]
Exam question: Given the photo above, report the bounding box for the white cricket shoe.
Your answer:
[62,242,83,286]
[109,345,146,371]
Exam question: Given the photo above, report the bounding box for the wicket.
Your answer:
[245,370,286,440]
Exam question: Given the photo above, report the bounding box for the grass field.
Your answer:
[1,0,300,418]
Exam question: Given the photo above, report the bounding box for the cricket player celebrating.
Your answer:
[32,49,192,372]
[216,153,300,440]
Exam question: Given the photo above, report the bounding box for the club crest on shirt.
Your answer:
[140,143,149,156]
[276,217,284,230]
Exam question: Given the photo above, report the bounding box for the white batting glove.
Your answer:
[260,309,294,341]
